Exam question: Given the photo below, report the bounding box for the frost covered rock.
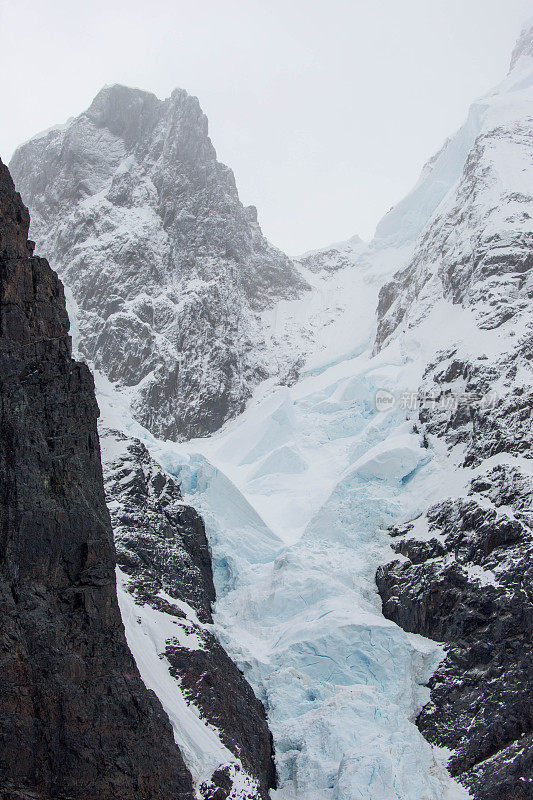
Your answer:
[9,85,307,440]
[374,26,533,351]
[297,234,367,273]
[375,22,533,800]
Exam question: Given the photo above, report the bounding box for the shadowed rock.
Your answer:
[0,158,194,800]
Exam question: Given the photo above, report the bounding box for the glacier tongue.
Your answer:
[154,353,469,800]
[91,244,473,799]
[98,257,474,800]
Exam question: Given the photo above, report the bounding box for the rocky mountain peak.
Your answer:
[10,86,307,440]
[509,20,533,71]
[86,84,161,145]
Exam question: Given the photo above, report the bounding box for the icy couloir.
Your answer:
[92,220,472,799]
[97,295,470,800]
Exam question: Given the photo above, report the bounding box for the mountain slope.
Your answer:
[9,85,307,440]
[0,158,194,800]
[6,20,532,800]
[373,21,533,800]
[153,23,531,800]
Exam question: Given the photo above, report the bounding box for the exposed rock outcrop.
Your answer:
[101,428,277,799]
[297,234,367,273]
[377,466,532,800]
[0,158,194,798]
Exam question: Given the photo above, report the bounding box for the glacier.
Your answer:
[94,251,474,800]
[15,19,532,799]
[75,40,533,788]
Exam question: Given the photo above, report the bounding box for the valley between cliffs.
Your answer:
[5,19,532,800]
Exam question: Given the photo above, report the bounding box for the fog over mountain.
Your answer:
[2,0,532,252]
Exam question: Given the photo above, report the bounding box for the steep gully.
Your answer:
[93,258,472,800]
[92,32,532,797]
[92,37,532,797]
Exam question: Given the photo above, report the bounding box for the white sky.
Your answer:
[0,0,531,254]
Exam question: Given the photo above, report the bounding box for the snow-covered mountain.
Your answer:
[0,154,279,800]
[9,85,307,440]
[373,23,533,800]
[152,22,530,800]
[375,43,533,349]
[8,19,532,800]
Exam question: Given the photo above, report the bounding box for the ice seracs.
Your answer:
[168,21,532,799]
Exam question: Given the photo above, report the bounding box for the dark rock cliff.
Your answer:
[101,428,277,800]
[377,481,532,799]
[376,348,532,799]
[0,158,194,800]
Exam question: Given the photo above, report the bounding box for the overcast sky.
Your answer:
[0,0,530,254]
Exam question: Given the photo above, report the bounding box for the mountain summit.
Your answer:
[10,84,307,440]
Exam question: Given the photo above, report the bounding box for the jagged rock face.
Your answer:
[375,119,532,351]
[103,431,215,622]
[101,429,276,800]
[376,465,532,800]
[416,339,532,468]
[374,25,533,800]
[374,21,533,355]
[297,234,367,273]
[0,159,194,800]
[9,85,306,441]
[510,20,533,70]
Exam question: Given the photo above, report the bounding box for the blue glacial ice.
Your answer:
[93,253,476,799]
[152,347,470,800]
